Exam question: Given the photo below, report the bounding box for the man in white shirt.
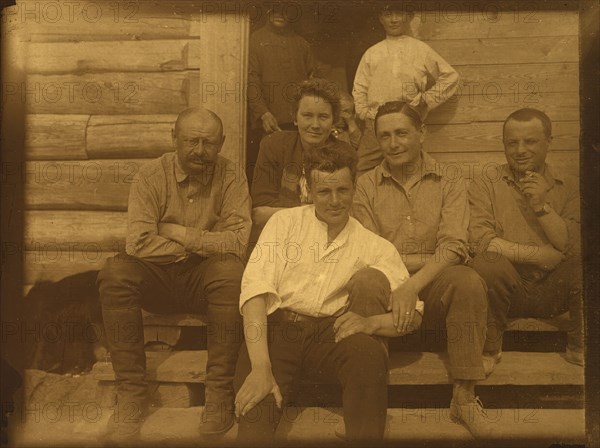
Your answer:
[233,140,422,443]
[352,3,459,174]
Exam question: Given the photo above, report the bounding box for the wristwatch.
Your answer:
[534,203,552,217]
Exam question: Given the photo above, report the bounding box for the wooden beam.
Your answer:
[428,92,579,125]
[414,9,578,40]
[26,72,194,115]
[24,159,144,211]
[25,114,89,160]
[427,35,578,66]
[86,115,176,159]
[24,210,127,250]
[27,40,201,74]
[424,121,579,153]
[24,250,113,284]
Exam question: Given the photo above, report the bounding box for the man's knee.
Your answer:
[203,254,245,306]
[447,266,487,299]
[470,253,516,290]
[347,268,390,314]
[97,255,145,308]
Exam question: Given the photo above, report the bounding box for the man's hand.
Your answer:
[234,367,282,418]
[533,243,565,271]
[333,311,374,343]
[520,171,551,210]
[261,111,282,134]
[390,282,419,334]
[213,209,245,232]
[158,223,186,245]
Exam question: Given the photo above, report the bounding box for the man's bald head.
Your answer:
[173,107,224,140]
[172,107,226,175]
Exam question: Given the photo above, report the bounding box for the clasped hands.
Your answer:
[333,282,422,342]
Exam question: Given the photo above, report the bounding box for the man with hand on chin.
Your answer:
[234,140,422,443]
[469,108,583,367]
[352,101,492,440]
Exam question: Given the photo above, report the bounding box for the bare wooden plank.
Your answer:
[24,210,126,250]
[425,121,579,153]
[197,12,249,166]
[414,9,578,40]
[12,1,191,42]
[23,250,113,284]
[86,115,175,159]
[428,92,579,125]
[457,63,579,94]
[428,150,579,180]
[506,314,571,332]
[92,351,583,386]
[281,407,584,444]
[27,40,200,74]
[427,35,578,65]
[25,114,88,160]
[26,72,193,115]
[24,160,144,211]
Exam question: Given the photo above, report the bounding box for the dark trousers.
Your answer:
[97,252,244,409]
[470,254,584,352]
[419,265,488,380]
[234,268,390,443]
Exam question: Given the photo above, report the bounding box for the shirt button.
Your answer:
[406,216,411,220]
[188,199,194,203]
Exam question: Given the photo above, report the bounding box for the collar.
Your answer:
[174,155,214,186]
[377,151,442,186]
[385,34,409,42]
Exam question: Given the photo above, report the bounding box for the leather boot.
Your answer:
[200,304,243,435]
[102,306,149,444]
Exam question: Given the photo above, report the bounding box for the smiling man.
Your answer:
[352,101,493,439]
[468,108,583,367]
[234,140,422,443]
[97,107,251,442]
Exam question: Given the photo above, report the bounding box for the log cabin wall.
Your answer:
[17,0,249,288]
[13,1,580,289]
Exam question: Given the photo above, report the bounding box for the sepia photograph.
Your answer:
[1,0,598,446]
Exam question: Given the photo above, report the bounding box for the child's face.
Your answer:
[379,11,411,36]
[340,98,355,117]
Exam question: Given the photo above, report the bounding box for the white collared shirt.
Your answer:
[240,205,411,317]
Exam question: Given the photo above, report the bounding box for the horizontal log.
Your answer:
[427,92,579,125]
[414,9,578,40]
[10,1,193,42]
[25,114,89,159]
[425,121,579,153]
[27,40,201,74]
[24,159,145,211]
[427,35,578,66]
[25,72,194,115]
[25,210,126,250]
[86,115,175,159]
[24,250,114,284]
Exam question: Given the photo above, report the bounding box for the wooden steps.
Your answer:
[91,350,583,387]
[15,405,585,447]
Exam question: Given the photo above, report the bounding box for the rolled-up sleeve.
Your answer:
[467,175,498,254]
[240,211,288,315]
[436,177,470,263]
